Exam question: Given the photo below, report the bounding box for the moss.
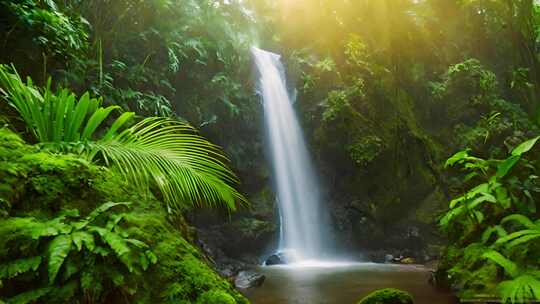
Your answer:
[196,289,237,304]
[348,135,385,167]
[357,288,414,304]
[0,128,248,304]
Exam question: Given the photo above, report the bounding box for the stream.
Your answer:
[244,263,457,304]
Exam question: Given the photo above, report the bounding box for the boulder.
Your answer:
[234,270,266,289]
[264,250,299,265]
[265,253,286,265]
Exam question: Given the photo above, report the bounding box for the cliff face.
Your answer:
[193,55,537,265]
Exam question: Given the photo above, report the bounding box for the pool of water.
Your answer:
[243,263,457,304]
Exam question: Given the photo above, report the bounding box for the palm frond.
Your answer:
[90,117,246,211]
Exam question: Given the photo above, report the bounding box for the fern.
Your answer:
[6,287,52,304]
[0,257,42,280]
[47,235,73,283]
[0,202,157,303]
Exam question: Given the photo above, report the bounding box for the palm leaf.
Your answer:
[91,118,246,211]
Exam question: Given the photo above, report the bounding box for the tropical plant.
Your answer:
[483,250,540,303]
[440,135,540,303]
[495,214,540,248]
[440,135,540,237]
[0,65,245,211]
[0,202,157,303]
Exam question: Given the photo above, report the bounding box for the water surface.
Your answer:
[244,263,457,304]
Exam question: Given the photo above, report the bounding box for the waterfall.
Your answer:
[252,47,328,262]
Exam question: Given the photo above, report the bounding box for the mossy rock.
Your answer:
[358,288,414,304]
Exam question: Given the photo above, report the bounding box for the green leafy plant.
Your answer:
[0,65,246,211]
[0,202,157,303]
[483,250,540,303]
[440,135,540,303]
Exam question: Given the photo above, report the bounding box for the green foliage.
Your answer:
[0,65,246,212]
[92,117,246,211]
[498,274,540,304]
[0,65,132,144]
[0,202,155,303]
[357,288,414,304]
[1,0,88,60]
[196,289,237,304]
[440,135,540,303]
[0,129,248,303]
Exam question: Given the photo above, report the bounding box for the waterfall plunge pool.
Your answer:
[243,263,457,304]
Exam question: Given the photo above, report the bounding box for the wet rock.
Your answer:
[400,257,415,264]
[264,250,299,265]
[234,270,266,289]
[265,253,286,265]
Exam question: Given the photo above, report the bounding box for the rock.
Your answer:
[400,257,415,264]
[234,270,266,289]
[264,250,299,265]
[357,288,414,304]
[265,253,285,265]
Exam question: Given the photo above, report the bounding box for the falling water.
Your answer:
[252,47,328,262]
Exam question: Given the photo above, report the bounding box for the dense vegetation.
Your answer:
[0,0,539,303]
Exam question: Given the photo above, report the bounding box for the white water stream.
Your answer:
[252,47,331,263]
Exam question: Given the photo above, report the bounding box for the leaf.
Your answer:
[445,149,470,168]
[506,233,540,248]
[74,202,130,229]
[0,257,42,279]
[481,226,507,244]
[498,275,540,303]
[6,287,51,304]
[496,155,521,178]
[145,250,158,264]
[71,231,95,251]
[101,112,135,141]
[90,227,132,270]
[483,250,519,278]
[468,193,497,209]
[48,235,72,283]
[512,136,540,156]
[92,118,246,211]
[502,214,537,229]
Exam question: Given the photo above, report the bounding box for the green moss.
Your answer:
[196,289,237,304]
[348,135,384,166]
[357,288,414,304]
